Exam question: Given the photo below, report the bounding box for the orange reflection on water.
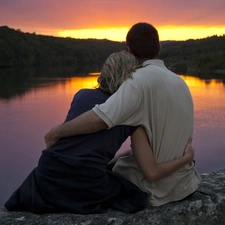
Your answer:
[26,76,100,124]
[64,76,99,94]
[181,75,225,89]
[43,76,99,97]
[181,75,225,130]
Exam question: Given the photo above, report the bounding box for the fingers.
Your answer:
[189,146,195,155]
[188,137,193,145]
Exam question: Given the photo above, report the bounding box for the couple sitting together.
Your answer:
[5,22,201,214]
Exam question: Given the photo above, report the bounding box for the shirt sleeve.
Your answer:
[92,80,142,128]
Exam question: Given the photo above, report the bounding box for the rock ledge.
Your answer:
[1,169,225,225]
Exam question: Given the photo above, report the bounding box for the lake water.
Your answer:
[0,69,225,207]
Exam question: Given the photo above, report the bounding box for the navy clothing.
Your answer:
[5,88,147,214]
[44,89,137,169]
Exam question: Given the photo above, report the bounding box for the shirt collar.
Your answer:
[142,59,166,68]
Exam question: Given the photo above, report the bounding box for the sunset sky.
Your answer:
[0,0,225,42]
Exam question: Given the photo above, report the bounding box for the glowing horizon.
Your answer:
[56,26,225,42]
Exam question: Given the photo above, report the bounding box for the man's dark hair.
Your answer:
[126,22,160,59]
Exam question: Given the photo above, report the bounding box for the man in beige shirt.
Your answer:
[45,22,201,206]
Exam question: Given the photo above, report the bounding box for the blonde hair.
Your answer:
[97,51,139,94]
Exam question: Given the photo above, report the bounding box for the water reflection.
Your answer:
[0,66,101,99]
[181,75,225,173]
[182,76,225,129]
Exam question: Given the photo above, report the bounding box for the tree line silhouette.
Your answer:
[0,26,225,79]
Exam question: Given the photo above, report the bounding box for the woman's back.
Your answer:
[44,89,136,169]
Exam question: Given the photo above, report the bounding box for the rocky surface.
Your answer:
[1,169,225,225]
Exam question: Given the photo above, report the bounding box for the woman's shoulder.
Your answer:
[76,88,110,99]
[76,88,97,95]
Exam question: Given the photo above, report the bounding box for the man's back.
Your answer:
[112,59,201,206]
[134,60,193,161]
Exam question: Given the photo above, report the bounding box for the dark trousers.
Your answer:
[5,153,147,214]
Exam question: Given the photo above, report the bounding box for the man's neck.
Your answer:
[138,57,159,64]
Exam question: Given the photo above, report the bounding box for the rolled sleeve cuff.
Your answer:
[92,106,114,129]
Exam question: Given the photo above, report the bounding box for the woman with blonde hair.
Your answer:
[5,52,194,214]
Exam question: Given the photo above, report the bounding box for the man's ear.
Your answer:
[127,46,133,54]
[159,43,162,54]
